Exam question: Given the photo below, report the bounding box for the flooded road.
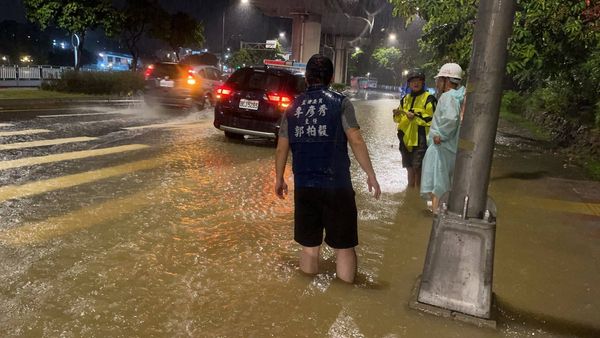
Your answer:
[0,97,598,337]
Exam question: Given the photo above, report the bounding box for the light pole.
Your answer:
[222,0,249,71]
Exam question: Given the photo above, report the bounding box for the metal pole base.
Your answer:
[409,275,498,330]
[416,194,497,319]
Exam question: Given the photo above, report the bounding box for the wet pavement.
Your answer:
[0,95,598,337]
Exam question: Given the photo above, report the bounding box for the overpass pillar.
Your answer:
[333,36,348,84]
[291,13,321,63]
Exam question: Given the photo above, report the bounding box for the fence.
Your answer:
[0,65,74,86]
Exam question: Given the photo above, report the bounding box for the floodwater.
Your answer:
[0,97,598,337]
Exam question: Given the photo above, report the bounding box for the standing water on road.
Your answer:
[0,100,598,337]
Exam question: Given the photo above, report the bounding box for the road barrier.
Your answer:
[0,65,74,87]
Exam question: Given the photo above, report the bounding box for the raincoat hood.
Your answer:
[448,86,466,106]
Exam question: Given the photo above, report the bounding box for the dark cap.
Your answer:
[306,54,334,86]
[406,68,425,82]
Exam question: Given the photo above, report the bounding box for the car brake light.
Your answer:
[268,92,292,109]
[186,69,196,85]
[216,86,233,99]
[144,64,154,79]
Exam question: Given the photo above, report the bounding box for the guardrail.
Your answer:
[0,65,75,86]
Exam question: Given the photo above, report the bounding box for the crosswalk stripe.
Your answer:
[0,129,51,137]
[0,123,13,127]
[122,121,203,130]
[39,111,134,118]
[0,136,97,151]
[0,158,164,203]
[0,144,149,171]
[0,187,157,245]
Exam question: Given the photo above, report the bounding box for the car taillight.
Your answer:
[186,69,196,85]
[268,92,292,109]
[216,86,233,99]
[144,65,154,79]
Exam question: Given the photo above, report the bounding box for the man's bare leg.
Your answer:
[415,167,422,188]
[406,167,416,188]
[300,246,320,275]
[431,194,439,215]
[335,248,357,283]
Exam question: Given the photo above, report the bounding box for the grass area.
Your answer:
[0,88,102,100]
[499,105,551,141]
[584,159,600,181]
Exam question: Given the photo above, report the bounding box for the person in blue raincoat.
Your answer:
[420,63,465,214]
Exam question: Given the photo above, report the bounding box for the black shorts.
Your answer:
[294,187,358,249]
[398,127,428,169]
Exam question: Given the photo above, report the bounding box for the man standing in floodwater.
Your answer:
[274,54,381,283]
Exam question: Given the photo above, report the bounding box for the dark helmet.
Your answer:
[306,54,334,86]
[406,68,425,82]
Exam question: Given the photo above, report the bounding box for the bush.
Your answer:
[501,90,526,115]
[42,71,144,96]
[330,83,347,92]
[595,101,600,128]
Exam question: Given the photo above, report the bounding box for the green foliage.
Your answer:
[330,83,347,92]
[23,0,113,69]
[227,45,284,69]
[389,0,600,124]
[372,47,404,84]
[595,101,600,128]
[153,12,205,60]
[501,90,526,116]
[42,71,144,95]
[390,0,476,67]
[105,0,168,71]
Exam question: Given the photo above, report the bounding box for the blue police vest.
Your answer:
[287,85,352,189]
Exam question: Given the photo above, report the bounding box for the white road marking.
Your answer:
[39,111,134,118]
[0,144,149,171]
[0,129,51,137]
[0,136,97,150]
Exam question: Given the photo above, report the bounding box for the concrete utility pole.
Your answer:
[412,0,516,323]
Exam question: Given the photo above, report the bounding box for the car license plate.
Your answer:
[159,79,174,88]
[239,99,259,110]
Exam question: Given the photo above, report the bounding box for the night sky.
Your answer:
[0,0,292,53]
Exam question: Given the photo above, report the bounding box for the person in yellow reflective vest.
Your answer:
[393,69,437,188]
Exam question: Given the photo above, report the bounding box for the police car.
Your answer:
[213,60,306,140]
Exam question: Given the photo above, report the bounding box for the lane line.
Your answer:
[0,158,164,203]
[0,123,13,127]
[0,129,51,137]
[0,136,97,151]
[0,187,157,245]
[0,144,149,171]
[39,111,134,118]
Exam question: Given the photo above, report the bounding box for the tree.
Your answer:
[227,44,284,70]
[154,12,205,61]
[390,0,600,87]
[104,0,168,71]
[372,47,404,85]
[23,0,113,70]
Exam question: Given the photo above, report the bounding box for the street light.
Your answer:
[223,0,250,71]
[388,33,397,41]
[355,47,361,53]
[279,32,285,38]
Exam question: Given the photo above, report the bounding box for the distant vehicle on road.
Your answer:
[187,65,223,107]
[143,62,205,111]
[213,62,306,141]
[351,76,378,90]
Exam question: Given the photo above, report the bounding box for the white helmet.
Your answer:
[434,63,463,80]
